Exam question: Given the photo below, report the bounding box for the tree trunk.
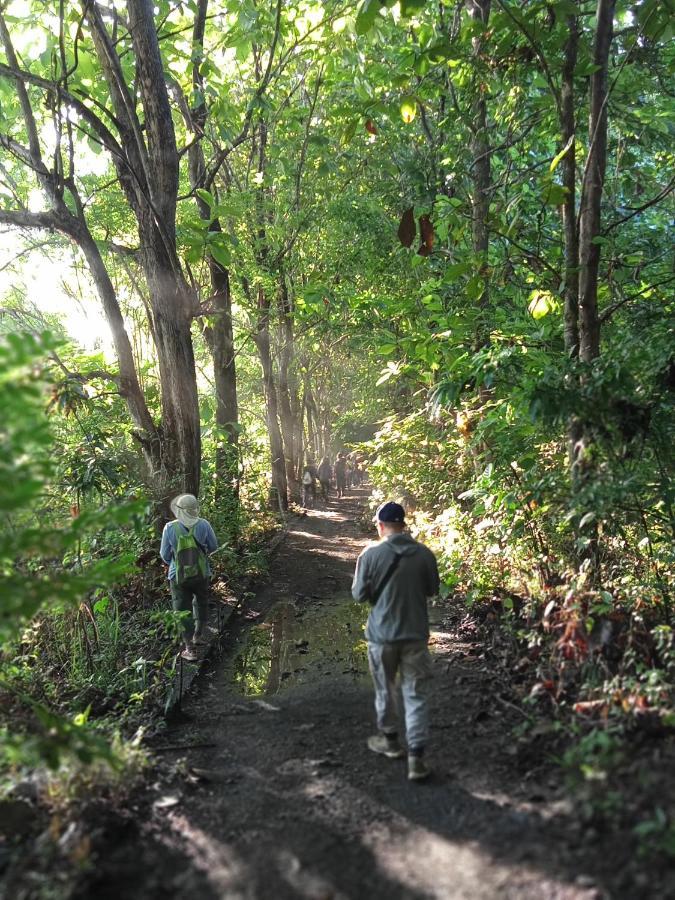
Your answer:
[187,0,239,512]
[305,385,320,462]
[255,286,288,511]
[578,0,615,364]
[575,0,616,578]
[561,12,579,358]
[277,272,299,492]
[207,262,240,505]
[560,9,583,472]
[73,222,160,469]
[84,0,202,503]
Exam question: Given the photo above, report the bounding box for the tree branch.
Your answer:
[604,175,675,233]
[203,0,283,190]
[493,0,561,117]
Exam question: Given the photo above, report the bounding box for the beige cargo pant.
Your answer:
[367,640,433,750]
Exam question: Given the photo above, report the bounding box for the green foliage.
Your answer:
[634,808,675,860]
[0,333,141,768]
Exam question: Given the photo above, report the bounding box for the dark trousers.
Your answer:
[170,577,209,642]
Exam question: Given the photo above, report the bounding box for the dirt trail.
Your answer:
[78,490,615,900]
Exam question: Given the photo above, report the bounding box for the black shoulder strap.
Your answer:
[370,552,402,605]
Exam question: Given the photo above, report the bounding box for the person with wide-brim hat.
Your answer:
[160,494,218,661]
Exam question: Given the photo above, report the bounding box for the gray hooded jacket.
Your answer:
[352,533,440,643]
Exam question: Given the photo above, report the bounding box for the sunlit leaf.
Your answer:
[528,290,555,319]
[549,134,575,173]
[400,95,417,124]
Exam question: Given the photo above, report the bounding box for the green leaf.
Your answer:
[355,0,382,35]
[528,291,555,319]
[400,95,417,124]
[550,134,575,174]
[400,0,427,16]
[196,189,214,210]
[210,243,231,267]
[342,120,358,144]
[541,182,568,206]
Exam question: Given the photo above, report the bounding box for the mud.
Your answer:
[220,596,369,698]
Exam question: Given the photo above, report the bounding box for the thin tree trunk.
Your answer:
[187,0,239,513]
[575,0,616,578]
[255,286,288,511]
[127,0,201,500]
[277,272,298,492]
[578,0,615,363]
[560,8,583,473]
[74,222,160,466]
[561,11,579,358]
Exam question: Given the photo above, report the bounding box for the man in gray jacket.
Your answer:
[352,501,440,781]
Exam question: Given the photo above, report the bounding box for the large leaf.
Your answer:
[400,95,417,124]
[355,0,383,35]
[398,207,416,247]
[417,214,434,256]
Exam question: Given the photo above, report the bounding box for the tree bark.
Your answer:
[83,0,202,502]
[561,11,580,358]
[186,0,240,512]
[560,8,584,473]
[277,271,299,492]
[578,0,615,364]
[0,11,164,481]
[255,286,289,511]
[574,0,616,579]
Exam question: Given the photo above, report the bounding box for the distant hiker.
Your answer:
[317,456,332,502]
[335,452,348,498]
[307,458,319,503]
[352,501,440,781]
[160,494,218,662]
[301,465,315,508]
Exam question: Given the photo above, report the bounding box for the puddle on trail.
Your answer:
[223,595,370,697]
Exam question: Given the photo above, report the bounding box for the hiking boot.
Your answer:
[408,755,431,781]
[367,734,405,759]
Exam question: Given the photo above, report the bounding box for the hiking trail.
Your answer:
[78,489,615,900]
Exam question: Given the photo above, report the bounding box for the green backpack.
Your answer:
[173,522,208,585]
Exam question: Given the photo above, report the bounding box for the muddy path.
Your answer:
[76,490,628,899]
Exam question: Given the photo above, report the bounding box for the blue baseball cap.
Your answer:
[375,501,406,524]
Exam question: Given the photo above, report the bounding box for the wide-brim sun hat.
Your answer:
[171,493,200,528]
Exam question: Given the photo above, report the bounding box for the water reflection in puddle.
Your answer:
[224,595,369,697]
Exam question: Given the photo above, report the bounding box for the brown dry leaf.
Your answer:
[365,119,378,135]
[397,207,416,248]
[417,214,435,256]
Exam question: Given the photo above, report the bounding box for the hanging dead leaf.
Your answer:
[417,214,435,256]
[365,119,378,135]
[397,206,416,248]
